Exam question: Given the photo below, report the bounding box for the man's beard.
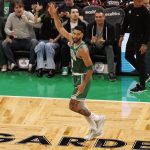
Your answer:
[73,38,81,43]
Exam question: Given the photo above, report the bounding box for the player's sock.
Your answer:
[90,113,101,121]
[79,101,97,130]
[85,116,97,131]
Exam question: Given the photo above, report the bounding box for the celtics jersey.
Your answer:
[70,41,88,73]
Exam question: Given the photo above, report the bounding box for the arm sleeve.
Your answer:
[2,18,6,39]
[120,7,129,36]
[142,10,150,44]
[85,24,92,44]
[4,15,13,35]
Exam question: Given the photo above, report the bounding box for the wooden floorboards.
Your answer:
[0,96,149,150]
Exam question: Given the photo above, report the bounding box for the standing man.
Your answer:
[48,3,105,140]
[119,0,150,93]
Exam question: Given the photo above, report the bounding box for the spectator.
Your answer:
[10,0,50,12]
[60,7,86,75]
[143,0,150,10]
[58,0,83,21]
[118,0,150,93]
[34,3,60,77]
[143,0,150,74]
[0,16,7,72]
[2,0,38,72]
[76,0,91,9]
[85,11,116,81]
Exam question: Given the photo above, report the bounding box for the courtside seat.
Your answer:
[13,50,30,69]
[83,5,104,23]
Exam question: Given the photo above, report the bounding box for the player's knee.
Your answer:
[69,102,75,111]
[69,100,78,112]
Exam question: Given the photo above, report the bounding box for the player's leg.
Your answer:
[79,101,105,140]
[70,75,105,140]
[69,98,98,140]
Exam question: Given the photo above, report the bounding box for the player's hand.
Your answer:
[76,83,86,96]
[139,44,147,54]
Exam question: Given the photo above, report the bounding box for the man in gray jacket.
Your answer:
[2,0,38,71]
[85,11,116,81]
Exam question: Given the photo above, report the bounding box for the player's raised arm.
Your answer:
[48,3,72,42]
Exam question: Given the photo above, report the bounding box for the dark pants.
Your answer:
[61,43,71,67]
[2,38,38,64]
[88,44,115,73]
[0,40,7,66]
[125,35,147,86]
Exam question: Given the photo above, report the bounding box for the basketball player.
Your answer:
[48,3,105,140]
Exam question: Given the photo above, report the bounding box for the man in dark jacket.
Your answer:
[85,11,116,81]
[118,0,150,93]
[60,7,86,75]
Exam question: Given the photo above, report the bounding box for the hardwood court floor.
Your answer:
[0,96,149,150]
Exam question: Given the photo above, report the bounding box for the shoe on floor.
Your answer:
[84,128,102,141]
[1,65,7,72]
[10,63,16,71]
[37,69,43,77]
[130,84,147,94]
[145,74,150,83]
[108,72,116,81]
[95,115,106,132]
[62,67,68,76]
[47,69,55,78]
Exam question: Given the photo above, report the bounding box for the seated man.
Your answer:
[2,0,38,72]
[85,10,116,81]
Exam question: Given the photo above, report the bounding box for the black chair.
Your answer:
[83,5,104,24]
[13,50,30,69]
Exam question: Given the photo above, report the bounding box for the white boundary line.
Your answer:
[0,95,150,104]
